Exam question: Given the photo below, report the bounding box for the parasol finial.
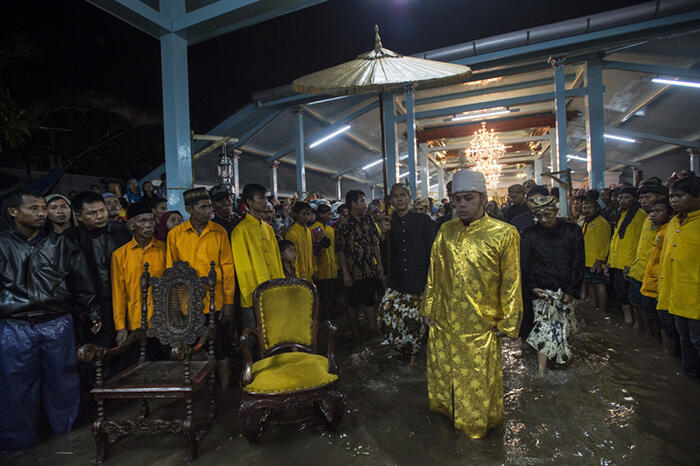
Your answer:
[374,24,383,51]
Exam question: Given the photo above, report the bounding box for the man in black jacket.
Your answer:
[64,191,131,349]
[0,190,102,451]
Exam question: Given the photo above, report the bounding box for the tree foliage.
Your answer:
[0,88,31,152]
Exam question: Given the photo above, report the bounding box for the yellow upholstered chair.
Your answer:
[238,278,344,442]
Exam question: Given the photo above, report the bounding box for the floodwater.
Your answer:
[3,302,700,465]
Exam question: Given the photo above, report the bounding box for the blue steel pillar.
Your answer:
[233,152,240,196]
[381,93,399,187]
[160,32,192,213]
[295,107,306,194]
[270,162,279,198]
[689,148,700,176]
[549,56,569,217]
[419,145,429,197]
[437,162,445,200]
[405,87,418,197]
[534,157,543,184]
[585,58,606,191]
[336,177,342,201]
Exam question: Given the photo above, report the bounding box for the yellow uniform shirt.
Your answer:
[310,221,338,280]
[608,208,647,270]
[231,214,284,308]
[629,216,657,282]
[640,223,668,299]
[284,223,315,282]
[582,214,611,268]
[111,238,166,331]
[166,219,235,312]
[657,210,700,319]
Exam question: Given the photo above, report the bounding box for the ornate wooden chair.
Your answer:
[238,278,345,442]
[78,261,217,464]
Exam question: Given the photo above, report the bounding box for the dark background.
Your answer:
[0,0,647,179]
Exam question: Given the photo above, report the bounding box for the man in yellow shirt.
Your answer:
[581,193,612,313]
[658,176,700,377]
[230,183,284,357]
[111,201,166,359]
[284,202,315,282]
[639,199,676,353]
[166,187,236,387]
[628,183,668,332]
[310,203,337,320]
[606,186,647,324]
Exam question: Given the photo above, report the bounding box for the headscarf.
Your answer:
[45,193,78,227]
[125,178,142,204]
[155,210,182,242]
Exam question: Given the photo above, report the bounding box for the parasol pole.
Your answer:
[378,92,390,215]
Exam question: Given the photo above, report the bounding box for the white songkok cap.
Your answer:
[451,169,487,194]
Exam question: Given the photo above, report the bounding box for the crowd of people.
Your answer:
[0,166,698,448]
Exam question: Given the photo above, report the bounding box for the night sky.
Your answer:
[1,0,648,176]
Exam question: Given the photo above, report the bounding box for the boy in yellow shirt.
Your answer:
[658,176,700,377]
[581,193,611,313]
[639,199,676,353]
[310,203,337,320]
[606,186,647,324]
[284,202,315,282]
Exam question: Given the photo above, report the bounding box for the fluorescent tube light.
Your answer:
[652,78,700,89]
[451,109,510,122]
[567,154,588,162]
[309,125,351,148]
[362,159,382,170]
[604,133,637,143]
[399,172,409,179]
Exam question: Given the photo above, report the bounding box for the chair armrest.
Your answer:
[239,327,257,386]
[77,328,146,362]
[322,320,339,375]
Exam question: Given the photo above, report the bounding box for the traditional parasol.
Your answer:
[293,25,472,209]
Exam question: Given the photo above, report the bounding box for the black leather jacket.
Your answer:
[0,227,101,322]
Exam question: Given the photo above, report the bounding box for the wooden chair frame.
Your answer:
[238,278,345,442]
[77,261,217,464]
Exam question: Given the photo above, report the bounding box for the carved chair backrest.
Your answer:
[146,261,215,347]
[253,278,318,357]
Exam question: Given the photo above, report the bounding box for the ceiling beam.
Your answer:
[404,88,588,122]
[411,75,575,107]
[602,60,700,81]
[605,128,700,149]
[418,112,577,142]
[86,0,170,38]
[428,134,551,151]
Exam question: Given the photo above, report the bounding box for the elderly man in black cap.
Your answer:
[209,184,240,238]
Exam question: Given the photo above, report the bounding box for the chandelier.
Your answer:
[459,121,506,192]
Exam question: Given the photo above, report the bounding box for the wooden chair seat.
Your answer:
[93,361,215,397]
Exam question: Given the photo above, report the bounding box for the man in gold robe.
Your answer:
[421,169,522,439]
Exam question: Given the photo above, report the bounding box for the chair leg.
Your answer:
[239,400,271,443]
[93,399,109,464]
[184,397,199,461]
[321,390,345,432]
[208,371,216,422]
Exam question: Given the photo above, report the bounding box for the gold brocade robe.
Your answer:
[421,215,523,439]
